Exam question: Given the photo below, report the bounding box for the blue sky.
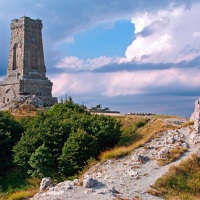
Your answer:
[0,0,200,117]
[56,21,134,59]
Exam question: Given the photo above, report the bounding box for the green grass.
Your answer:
[148,154,200,199]
[117,118,149,146]
[0,167,28,193]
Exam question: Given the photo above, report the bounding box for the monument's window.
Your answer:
[6,89,10,93]
[12,43,18,70]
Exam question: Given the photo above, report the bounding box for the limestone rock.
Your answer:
[132,154,147,164]
[190,98,200,133]
[166,136,175,144]
[157,147,169,159]
[64,180,74,189]
[83,177,97,188]
[40,177,55,191]
[127,169,138,176]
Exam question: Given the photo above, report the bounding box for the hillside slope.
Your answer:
[30,117,200,200]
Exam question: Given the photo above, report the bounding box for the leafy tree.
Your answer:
[0,131,13,174]
[58,129,97,176]
[0,111,23,175]
[0,111,23,142]
[13,100,121,178]
[13,129,42,169]
[86,115,121,152]
[28,144,53,177]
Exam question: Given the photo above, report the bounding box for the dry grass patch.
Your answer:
[148,154,200,199]
[183,121,194,127]
[152,114,179,119]
[10,105,44,120]
[113,196,141,200]
[100,118,179,161]
[157,146,187,166]
[7,188,39,200]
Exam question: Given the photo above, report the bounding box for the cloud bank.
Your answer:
[0,0,200,116]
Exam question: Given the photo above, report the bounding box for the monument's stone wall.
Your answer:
[190,98,200,133]
[0,16,57,107]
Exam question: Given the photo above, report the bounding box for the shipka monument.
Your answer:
[0,16,57,107]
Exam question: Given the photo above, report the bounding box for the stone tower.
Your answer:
[0,16,57,106]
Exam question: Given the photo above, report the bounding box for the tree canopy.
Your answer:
[0,111,23,175]
[13,100,121,178]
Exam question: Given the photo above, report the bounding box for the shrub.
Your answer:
[0,111,23,175]
[13,101,121,178]
[58,129,97,176]
[28,144,53,177]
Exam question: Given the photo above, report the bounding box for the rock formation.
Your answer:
[190,98,200,144]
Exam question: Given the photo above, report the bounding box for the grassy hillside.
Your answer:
[0,107,185,200]
[148,154,200,199]
[100,115,180,161]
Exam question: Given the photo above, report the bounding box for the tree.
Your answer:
[86,115,121,152]
[13,129,42,169]
[28,144,53,177]
[58,129,97,176]
[0,131,13,174]
[0,111,23,175]
[13,100,121,178]
[0,111,23,142]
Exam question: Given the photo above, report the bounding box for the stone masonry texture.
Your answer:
[0,16,57,106]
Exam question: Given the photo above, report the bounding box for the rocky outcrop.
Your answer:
[191,98,200,133]
[0,94,50,111]
[83,177,98,188]
[40,177,55,191]
[190,98,200,144]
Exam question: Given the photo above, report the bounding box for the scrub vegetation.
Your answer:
[0,98,193,200]
[100,117,178,161]
[148,154,200,199]
[0,97,121,199]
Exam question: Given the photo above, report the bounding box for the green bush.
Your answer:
[0,111,23,175]
[13,101,121,178]
[58,129,97,176]
[28,144,53,177]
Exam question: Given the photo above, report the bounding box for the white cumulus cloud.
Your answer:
[56,56,121,71]
[125,4,200,63]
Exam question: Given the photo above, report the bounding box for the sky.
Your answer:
[0,0,200,117]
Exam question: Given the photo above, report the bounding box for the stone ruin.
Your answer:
[0,16,57,110]
[190,98,200,143]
